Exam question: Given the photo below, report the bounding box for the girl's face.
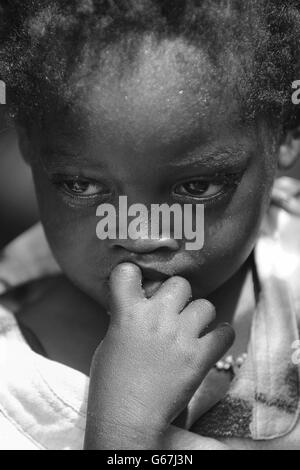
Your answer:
[24,38,278,308]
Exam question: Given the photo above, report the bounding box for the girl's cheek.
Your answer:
[204,205,260,263]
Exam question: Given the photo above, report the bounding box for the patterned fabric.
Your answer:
[0,177,299,449]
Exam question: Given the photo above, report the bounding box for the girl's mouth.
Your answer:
[142,278,164,298]
[140,268,169,298]
[140,267,170,282]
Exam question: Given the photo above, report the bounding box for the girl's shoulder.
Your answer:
[0,224,60,299]
[262,177,300,257]
[258,176,300,324]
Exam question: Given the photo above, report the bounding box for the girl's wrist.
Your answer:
[84,416,167,450]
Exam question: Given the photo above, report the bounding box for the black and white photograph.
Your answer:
[0,0,300,453]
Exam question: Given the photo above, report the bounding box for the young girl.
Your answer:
[0,0,300,450]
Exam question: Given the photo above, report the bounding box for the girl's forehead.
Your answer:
[38,39,263,177]
[88,37,226,106]
[66,37,242,145]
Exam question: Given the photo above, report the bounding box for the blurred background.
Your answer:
[0,109,39,249]
[1,108,300,250]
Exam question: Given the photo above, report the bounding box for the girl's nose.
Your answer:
[112,236,180,254]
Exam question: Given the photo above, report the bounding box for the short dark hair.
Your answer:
[1,0,300,134]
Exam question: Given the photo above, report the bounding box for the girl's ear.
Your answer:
[16,125,33,164]
[278,127,300,170]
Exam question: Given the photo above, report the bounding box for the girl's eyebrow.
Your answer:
[169,148,250,169]
[42,149,108,170]
[43,147,79,159]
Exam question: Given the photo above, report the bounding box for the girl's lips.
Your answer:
[139,266,170,282]
[139,268,169,298]
[142,279,164,298]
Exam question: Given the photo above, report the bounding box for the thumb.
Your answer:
[109,263,145,315]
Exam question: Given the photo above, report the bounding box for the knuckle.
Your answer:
[189,306,202,323]
[215,323,235,345]
[199,298,215,312]
[182,345,199,372]
[146,314,174,337]
[181,304,198,324]
[147,318,161,335]
[172,276,192,296]
[175,338,198,370]
[165,327,180,344]
[198,299,216,319]
[156,322,179,343]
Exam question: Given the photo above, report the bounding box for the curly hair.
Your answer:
[1,0,300,133]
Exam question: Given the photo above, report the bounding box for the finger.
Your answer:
[194,324,235,377]
[179,300,216,338]
[109,263,145,313]
[185,370,231,429]
[151,276,192,315]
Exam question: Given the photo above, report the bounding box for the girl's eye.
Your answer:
[173,179,227,200]
[58,178,111,198]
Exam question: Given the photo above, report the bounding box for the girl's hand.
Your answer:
[84,263,234,450]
